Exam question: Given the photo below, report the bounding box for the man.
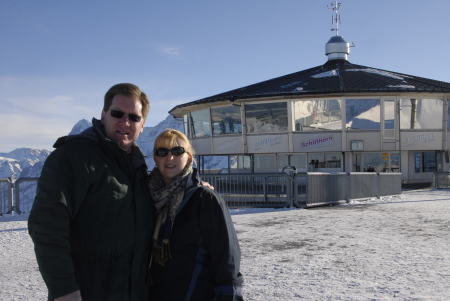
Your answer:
[28,83,154,301]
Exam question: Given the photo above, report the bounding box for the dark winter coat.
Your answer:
[149,170,244,301]
[28,118,154,301]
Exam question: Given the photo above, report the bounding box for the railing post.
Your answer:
[7,178,14,214]
[263,176,267,203]
[14,179,22,214]
[305,173,308,207]
[377,172,381,198]
[0,179,11,216]
[346,172,352,203]
[432,172,437,188]
[288,175,293,208]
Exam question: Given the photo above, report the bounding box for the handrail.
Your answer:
[0,178,13,214]
[0,177,39,215]
[14,177,39,214]
[0,173,402,213]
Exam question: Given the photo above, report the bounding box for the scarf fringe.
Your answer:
[152,239,172,266]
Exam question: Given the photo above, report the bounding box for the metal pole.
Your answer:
[14,179,21,214]
[7,178,14,214]
[288,175,293,208]
[263,176,267,203]
[346,172,352,203]
[0,181,4,216]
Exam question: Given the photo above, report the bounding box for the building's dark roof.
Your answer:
[170,60,450,115]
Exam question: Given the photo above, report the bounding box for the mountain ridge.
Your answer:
[0,115,184,179]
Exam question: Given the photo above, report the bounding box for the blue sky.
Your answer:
[1,0,449,152]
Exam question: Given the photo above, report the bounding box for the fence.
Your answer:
[198,173,295,208]
[304,172,402,207]
[0,173,402,214]
[435,172,450,188]
[0,177,39,215]
[0,178,13,215]
[200,172,402,208]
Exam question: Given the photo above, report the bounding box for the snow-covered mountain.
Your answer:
[65,115,184,169]
[68,118,92,135]
[0,148,51,179]
[0,157,22,179]
[1,115,185,213]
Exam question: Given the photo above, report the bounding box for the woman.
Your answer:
[148,129,244,301]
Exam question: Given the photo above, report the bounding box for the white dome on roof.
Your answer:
[325,35,350,61]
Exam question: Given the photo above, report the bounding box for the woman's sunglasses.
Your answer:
[110,109,142,123]
[154,146,186,157]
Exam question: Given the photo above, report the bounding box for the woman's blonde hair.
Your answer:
[153,129,195,157]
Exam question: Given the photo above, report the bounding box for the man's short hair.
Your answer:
[104,83,150,119]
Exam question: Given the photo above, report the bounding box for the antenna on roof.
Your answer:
[327,1,342,36]
[324,1,352,61]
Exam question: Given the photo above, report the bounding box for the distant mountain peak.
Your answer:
[69,119,92,135]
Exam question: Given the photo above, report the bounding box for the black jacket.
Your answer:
[28,118,154,301]
[149,170,244,301]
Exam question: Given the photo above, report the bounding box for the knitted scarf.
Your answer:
[148,164,193,266]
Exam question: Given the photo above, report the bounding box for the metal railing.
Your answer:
[199,173,294,208]
[304,172,402,207]
[0,173,402,214]
[0,178,13,215]
[201,172,402,208]
[435,172,450,188]
[0,177,39,215]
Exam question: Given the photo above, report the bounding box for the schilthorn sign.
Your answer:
[300,136,334,149]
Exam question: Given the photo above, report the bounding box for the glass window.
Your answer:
[254,154,277,171]
[390,153,400,172]
[277,154,289,171]
[423,152,437,172]
[307,153,342,171]
[361,153,385,172]
[400,99,443,129]
[415,151,437,172]
[308,153,325,170]
[198,155,229,174]
[211,106,242,136]
[229,155,251,173]
[352,153,362,172]
[183,114,190,137]
[190,109,211,137]
[290,154,307,170]
[361,152,400,172]
[294,99,342,131]
[384,100,395,129]
[245,102,288,133]
[345,98,380,129]
[277,154,308,171]
[414,152,422,172]
[324,152,341,168]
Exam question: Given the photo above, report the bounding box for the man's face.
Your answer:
[101,95,145,152]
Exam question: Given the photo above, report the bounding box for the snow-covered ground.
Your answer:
[1,189,450,300]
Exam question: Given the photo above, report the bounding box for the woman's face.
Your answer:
[154,139,192,183]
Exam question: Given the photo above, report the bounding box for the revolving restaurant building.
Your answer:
[169,35,450,184]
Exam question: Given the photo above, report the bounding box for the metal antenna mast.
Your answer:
[327,1,342,36]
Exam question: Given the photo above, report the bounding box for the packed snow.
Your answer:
[1,189,450,300]
[346,68,410,81]
[311,69,338,79]
[387,85,416,89]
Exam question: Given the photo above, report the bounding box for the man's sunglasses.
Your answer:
[154,146,186,157]
[110,109,142,123]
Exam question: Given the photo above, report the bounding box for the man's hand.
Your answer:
[200,180,214,190]
[55,290,82,301]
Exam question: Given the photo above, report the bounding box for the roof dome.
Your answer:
[325,35,350,61]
